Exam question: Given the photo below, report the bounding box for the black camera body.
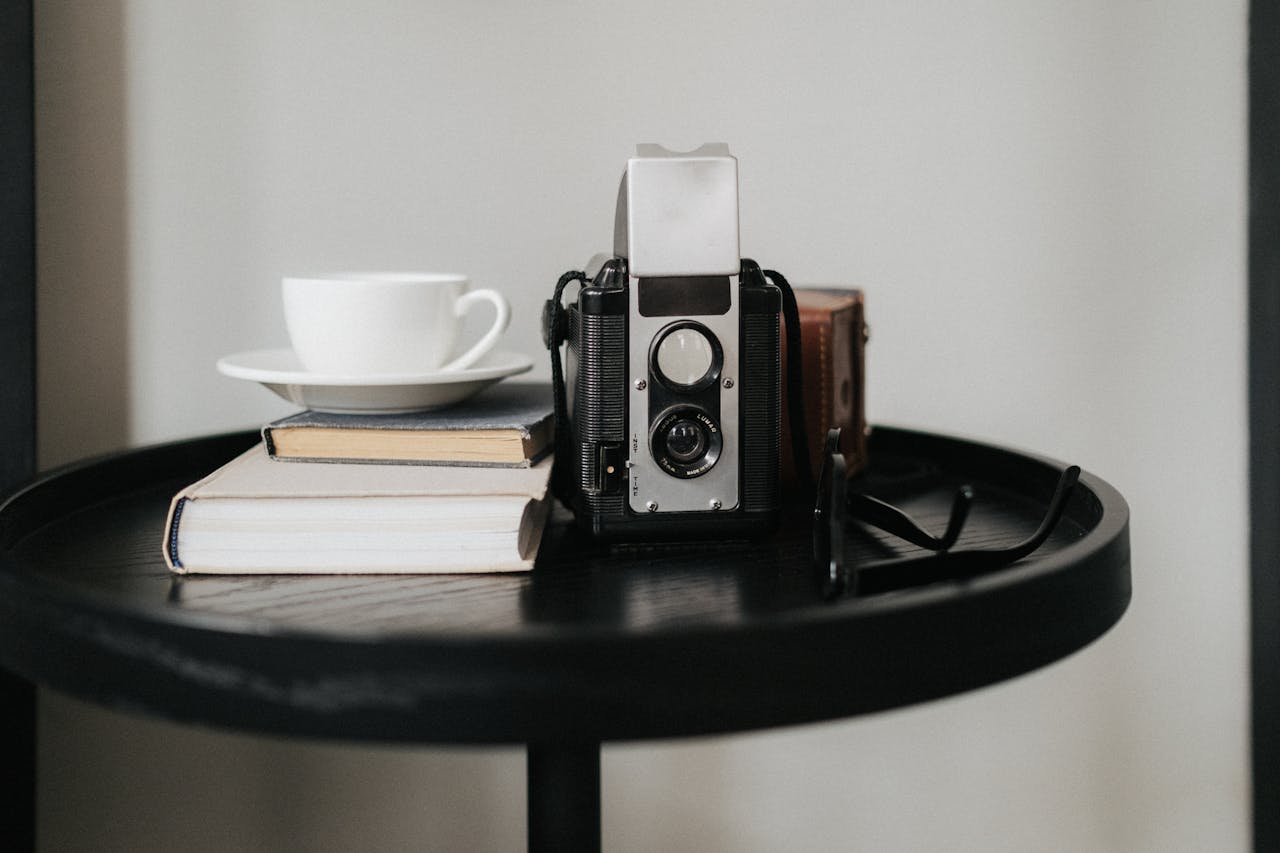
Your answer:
[560,145,781,540]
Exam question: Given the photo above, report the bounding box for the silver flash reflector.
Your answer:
[613,143,741,278]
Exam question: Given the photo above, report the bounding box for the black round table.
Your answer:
[0,427,1129,852]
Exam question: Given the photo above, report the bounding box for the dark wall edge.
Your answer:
[0,0,37,849]
[1251,3,1279,851]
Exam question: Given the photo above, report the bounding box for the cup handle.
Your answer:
[440,288,511,371]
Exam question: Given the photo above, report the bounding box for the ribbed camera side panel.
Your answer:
[741,312,780,511]
[574,312,626,515]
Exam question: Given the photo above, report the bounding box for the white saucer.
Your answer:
[216,348,534,413]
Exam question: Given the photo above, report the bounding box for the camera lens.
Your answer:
[651,407,722,478]
[664,418,708,464]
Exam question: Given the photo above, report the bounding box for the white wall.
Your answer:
[34,1,1247,851]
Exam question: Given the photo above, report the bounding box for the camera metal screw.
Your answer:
[722,378,734,389]
[634,379,647,391]
[709,498,722,510]
[645,501,658,512]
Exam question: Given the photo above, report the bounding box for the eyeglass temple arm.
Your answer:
[832,464,1082,598]
[855,464,1082,588]
[947,465,1081,566]
[849,486,974,552]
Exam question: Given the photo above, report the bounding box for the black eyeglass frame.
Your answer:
[815,428,1080,600]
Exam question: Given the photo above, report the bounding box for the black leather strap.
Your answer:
[764,268,814,494]
[545,270,586,506]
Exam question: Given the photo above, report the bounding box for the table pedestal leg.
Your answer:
[0,671,34,851]
[527,741,600,853]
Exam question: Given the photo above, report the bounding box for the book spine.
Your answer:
[261,426,278,457]
[165,496,188,571]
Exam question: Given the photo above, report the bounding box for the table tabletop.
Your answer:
[0,426,1129,744]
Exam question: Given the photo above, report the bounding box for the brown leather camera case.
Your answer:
[780,287,868,492]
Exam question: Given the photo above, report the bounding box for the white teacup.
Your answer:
[282,272,511,375]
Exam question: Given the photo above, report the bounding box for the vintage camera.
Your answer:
[557,144,781,539]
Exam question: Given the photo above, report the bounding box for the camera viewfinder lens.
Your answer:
[655,327,715,387]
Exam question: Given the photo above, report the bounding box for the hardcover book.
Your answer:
[262,382,555,467]
[163,443,553,574]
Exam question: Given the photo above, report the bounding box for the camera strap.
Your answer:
[544,265,813,509]
[761,267,814,494]
[543,270,587,507]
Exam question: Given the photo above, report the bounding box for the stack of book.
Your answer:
[162,383,555,574]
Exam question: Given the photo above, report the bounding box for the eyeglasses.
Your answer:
[814,428,1080,600]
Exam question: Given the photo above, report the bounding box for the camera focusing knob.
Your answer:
[540,299,562,350]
